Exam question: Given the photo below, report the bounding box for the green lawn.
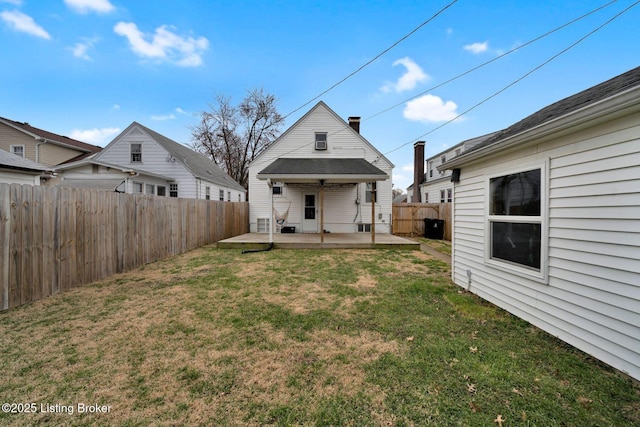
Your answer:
[1,246,638,426]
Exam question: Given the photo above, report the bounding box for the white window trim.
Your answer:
[130,143,142,163]
[315,132,328,150]
[484,160,549,284]
[10,144,25,158]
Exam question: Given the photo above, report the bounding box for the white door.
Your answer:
[302,193,318,233]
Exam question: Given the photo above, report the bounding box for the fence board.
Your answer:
[392,203,452,241]
[0,183,248,311]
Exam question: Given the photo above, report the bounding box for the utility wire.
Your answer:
[365,0,618,123]
[324,0,618,141]
[282,0,458,120]
[383,0,640,157]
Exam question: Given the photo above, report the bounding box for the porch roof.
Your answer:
[257,158,387,183]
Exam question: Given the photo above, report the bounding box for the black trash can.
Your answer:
[424,219,445,240]
[281,226,296,233]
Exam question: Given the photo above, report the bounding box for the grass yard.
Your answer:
[1,245,638,426]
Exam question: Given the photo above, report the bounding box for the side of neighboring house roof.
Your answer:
[132,122,245,192]
[0,148,52,172]
[0,116,102,160]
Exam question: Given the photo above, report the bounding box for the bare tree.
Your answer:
[190,88,284,189]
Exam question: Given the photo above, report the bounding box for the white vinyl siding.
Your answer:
[248,103,393,233]
[451,113,640,381]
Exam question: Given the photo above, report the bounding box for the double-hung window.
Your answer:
[315,133,327,150]
[487,166,545,278]
[131,143,142,163]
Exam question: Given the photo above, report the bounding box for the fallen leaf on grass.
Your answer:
[577,396,593,407]
[512,387,524,397]
[467,383,477,393]
[494,414,506,426]
[469,401,479,413]
[406,336,414,342]
[469,346,478,353]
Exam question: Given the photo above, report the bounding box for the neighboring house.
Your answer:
[406,132,498,203]
[439,66,640,381]
[248,102,394,234]
[55,122,246,201]
[0,116,101,166]
[0,148,52,185]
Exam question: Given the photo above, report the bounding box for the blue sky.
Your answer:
[1,0,638,191]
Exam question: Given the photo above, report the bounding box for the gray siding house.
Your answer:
[56,122,246,201]
[440,66,640,381]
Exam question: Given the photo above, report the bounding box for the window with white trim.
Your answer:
[488,167,542,271]
[169,183,178,198]
[133,182,143,193]
[447,188,452,203]
[440,190,445,203]
[219,189,224,201]
[315,133,327,150]
[11,145,25,158]
[157,186,166,196]
[205,186,210,200]
[130,143,142,163]
[145,184,154,194]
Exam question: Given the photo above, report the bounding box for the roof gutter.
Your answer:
[439,85,640,171]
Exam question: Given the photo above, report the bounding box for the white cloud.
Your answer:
[64,0,114,14]
[381,57,429,93]
[464,41,489,54]
[114,22,209,67]
[175,107,189,115]
[446,28,453,36]
[401,163,414,173]
[112,104,120,110]
[69,37,98,60]
[0,10,51,39]
[69,127,120,145]
[151,114,176,121]
[403,94,461,123]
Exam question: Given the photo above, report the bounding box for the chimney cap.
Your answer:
[348,116,361,122]
[414,140,425,146]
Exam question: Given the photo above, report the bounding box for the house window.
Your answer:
[219,189,224,201]
[440,190,445,203]
[447,188,452,203]
[272,184,282,195]
[11,145,25,158]
[315,133,327,150]
[145,184,155,194]
[133,182,143,193]
[488,167,542,271]
[365,183,376,203]
[441,155,446,164]
[169,183,178,198]
[357,223,371,233]
[205,186,210,200]
[130,143,142,163]
[157,186,166,196]
[425,192,429,203]
[227,191,231,201]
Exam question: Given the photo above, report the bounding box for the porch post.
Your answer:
[268,179,274,244]
[371,181,376,243]
[320,180,325,243]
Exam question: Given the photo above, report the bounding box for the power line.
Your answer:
[365,0,618,123]
[383,0,639,157]
[282,0,459,120]
[324,0,618,141]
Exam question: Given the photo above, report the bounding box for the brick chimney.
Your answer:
[413,141,425,203]
[348,117,360,133]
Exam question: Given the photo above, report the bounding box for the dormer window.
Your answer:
[315,133,327,150]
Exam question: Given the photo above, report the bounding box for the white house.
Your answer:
[248,102,394,235]
[0,148,52,185]
[55,122,246,201]
[439,66,640,381]
[406,132,499,203]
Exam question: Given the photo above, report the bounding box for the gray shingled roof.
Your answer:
[134,122,245,192]
[258,158,387,178]
[0,149,51,172]
[473,66,640,151]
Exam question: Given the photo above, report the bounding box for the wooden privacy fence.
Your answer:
[392,203,452,241]
[0,184,248,311]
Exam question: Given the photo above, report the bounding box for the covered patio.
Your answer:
[217,232,420,250]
